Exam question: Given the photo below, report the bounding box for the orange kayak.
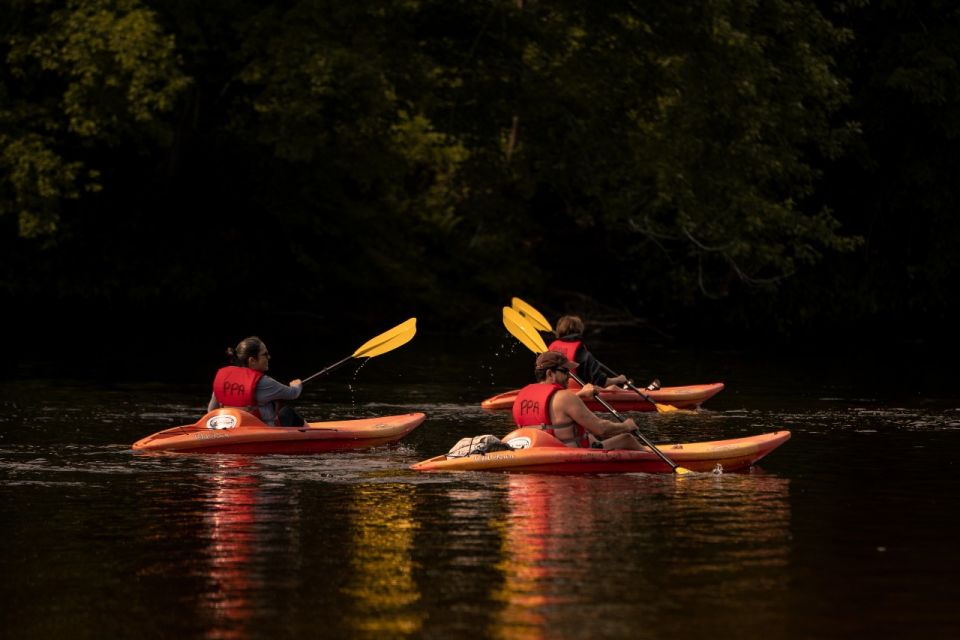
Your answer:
[411,428,790,474]
[480,382,725,412]
[132,408,425,454]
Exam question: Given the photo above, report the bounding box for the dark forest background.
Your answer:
[2,0,959,370]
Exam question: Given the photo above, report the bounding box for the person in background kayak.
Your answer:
[546,315,631,390]
[208,336,306,426]
[512,351,644,450]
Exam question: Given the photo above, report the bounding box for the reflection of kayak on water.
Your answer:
[480,382,725,412]
[132,408,425,454]
[411,428,790,474]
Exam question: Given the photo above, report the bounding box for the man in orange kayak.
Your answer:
[512,351,645,450]
[208,336,306,426]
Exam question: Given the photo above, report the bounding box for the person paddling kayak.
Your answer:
[546,315,634,390]
[512,351,644,450]
[207,336,306,426]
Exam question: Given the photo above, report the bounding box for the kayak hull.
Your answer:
[132,408,425,454]
[480,382,725,412]
[411,428,790,474]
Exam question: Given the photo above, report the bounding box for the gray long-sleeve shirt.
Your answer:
[208,375,302,425]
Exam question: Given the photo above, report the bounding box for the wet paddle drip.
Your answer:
[345,359,371,410]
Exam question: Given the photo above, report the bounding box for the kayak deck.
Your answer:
[411,428,790,474]
[132,408,425,454]
[480,382,725,412]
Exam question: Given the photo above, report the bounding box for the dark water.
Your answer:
[2,338,958,639]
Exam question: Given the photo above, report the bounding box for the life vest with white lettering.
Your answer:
[213,366,265,417]
[512,382,589,448]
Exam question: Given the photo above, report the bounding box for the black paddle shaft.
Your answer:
[598,362,659,405]
[568,370,680,472]
[302,355,353,384]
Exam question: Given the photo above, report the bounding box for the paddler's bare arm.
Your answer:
[575,383,599,400]
[552,390,639,439]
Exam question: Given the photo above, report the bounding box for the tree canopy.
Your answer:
[2,0,957,348]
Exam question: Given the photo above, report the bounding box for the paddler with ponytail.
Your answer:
[512,351,644,450]
[208,336,306,426]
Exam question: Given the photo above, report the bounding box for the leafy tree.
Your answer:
[2,0,885,344]
[464,1,861,302]
[1,0,189,239]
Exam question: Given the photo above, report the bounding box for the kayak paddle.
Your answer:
[503,306,550,353]
[502,308,692,474]
[588,387,692,474]
[623,380,680,413]
[595,362,680,413]
[302,318,417,384]
[511,297,554,333]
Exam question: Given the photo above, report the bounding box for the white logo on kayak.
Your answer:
[506,436,531,449]
[206,415,237,430]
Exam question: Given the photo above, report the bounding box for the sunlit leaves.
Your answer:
[2,0,188,238]
[389,111,470,233]
[0,133,79,237]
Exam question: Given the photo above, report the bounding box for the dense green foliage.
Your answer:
[2,0,957,347]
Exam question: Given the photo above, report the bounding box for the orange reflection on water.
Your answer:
[203,458,261,640]
[490,472,792,639]
[491,475,599,640]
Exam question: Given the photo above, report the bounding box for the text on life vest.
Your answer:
[518,399,539,415]
[223,381,245,396]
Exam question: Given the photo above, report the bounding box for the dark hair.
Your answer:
[225,336,264,367]
[555,315,584,338]
[534,367,548,382]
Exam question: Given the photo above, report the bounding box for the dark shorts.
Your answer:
[278,405,306,427]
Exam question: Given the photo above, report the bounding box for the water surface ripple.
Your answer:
[2,364,958,639]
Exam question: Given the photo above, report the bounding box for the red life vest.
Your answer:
[548,339,582,371]
[512,382,589,448]
[547,338,585,389]
[213,366,265,417]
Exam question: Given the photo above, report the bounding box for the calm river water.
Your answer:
[2,335,958,639]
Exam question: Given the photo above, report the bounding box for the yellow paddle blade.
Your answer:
[654,403,680,414]
[674,465,694,475]
[627,381,683,414]
[352,318,417,359]
[503,307,548,354]
[511,297,554,333]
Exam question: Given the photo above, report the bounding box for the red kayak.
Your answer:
[480,382,724,412]
[132,408,425,454]
[412,427,790,474]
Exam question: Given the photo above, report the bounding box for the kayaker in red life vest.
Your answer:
[512,351,645,450]
[548,315,629,390]
[208,336,306,426]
